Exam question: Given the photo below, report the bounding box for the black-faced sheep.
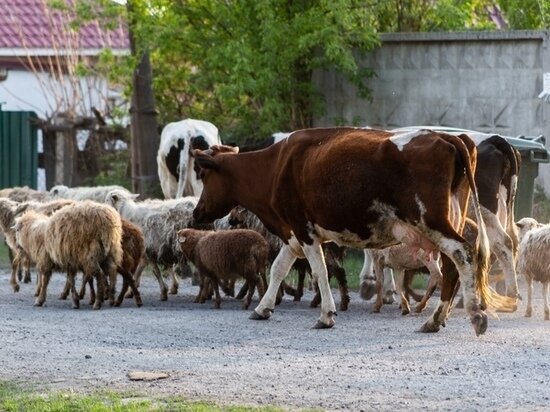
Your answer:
[13,201,122,310]
[516,217,550,320]
[177,228,268,309]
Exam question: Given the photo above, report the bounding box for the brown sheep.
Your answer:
[177,228,268,309]
[66,217,145,308]
[13,201,122,310]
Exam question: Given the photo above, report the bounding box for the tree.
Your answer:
[133,0,379,142]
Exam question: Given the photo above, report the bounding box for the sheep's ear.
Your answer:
[130,193,140,200]
[178,235,186,243]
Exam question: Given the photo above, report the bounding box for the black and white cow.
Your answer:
[157,119,221,198]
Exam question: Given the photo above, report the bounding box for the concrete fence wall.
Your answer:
[313,30,550,195]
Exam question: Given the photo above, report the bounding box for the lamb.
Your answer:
[50,184,131,202]
[105,189,198,300]
[368,246,443,315]
[516,217,550,320]
[13,201,122,309]
[177,228,268,309]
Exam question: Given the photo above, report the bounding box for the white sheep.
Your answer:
[105,189,198,300]
[0,186,51,202]
[157,119,221,198]
[13,201,123,309]
[516,217,550,320]
[50,184,131,202]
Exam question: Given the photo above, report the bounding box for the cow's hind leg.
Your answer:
[251,245,296,321]
[421,254,458,333]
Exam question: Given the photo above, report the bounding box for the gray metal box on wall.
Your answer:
[0,110,39,189]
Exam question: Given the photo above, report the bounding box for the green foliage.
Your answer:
[88,149,132,190]
[128,0,379,142]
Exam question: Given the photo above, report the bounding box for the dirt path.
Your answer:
[0,268,549,411]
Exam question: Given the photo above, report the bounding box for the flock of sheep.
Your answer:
[0,181,548,322]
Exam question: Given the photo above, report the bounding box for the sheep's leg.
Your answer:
[210,276,222,309]
[331,262,349,312]
[126,259,146,298]
[235,281,249,300]
[243,276,256,310]
[525,275,533,318]
[116,267,143,308]
[9,257,20,293]
[294,268,306,302]
[150,263,169,301]
[416,256,443,313]
[59,277,71,300]
[394,269,410,315]
[543,281,549,321]
[169,265,179,295]
[78,273,88,300]
[252,245,296,320]
[87,276,96,305]
[92,268,105,310]
[372,258,385,313]
[67,270,80,309]
[195,274,206,303]
[34,270,51,307]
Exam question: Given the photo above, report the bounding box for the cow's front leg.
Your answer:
[251,245,296,320]
[303,241,336,329]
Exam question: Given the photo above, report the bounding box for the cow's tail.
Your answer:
[489,136,521,258]
[446,134,517,313]
[176,141,188,198]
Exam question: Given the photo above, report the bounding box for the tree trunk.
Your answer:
[128,0,159,198]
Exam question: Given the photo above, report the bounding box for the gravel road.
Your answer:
[0,267,549,411]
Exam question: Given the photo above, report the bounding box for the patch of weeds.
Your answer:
[0,383,285,412]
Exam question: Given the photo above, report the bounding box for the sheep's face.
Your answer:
[516,217,542,242]
[105,191,139,209]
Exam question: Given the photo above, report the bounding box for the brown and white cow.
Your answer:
[192,127,515,334]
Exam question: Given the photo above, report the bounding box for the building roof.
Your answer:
[0,0,129,54]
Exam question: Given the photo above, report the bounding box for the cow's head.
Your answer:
[192,145,239,224]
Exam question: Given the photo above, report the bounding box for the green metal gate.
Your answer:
[0,109,39,189]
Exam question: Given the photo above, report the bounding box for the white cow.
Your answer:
[157,119,221,198]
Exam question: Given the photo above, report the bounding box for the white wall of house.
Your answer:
[0,69,125,189]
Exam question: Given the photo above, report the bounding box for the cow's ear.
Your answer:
[211,144,239,155]
[194,151,219,171]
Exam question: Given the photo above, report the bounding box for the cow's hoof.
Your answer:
[312,319,335,329]
[360,280,376,301]
[249,308,272,320]
[471,312,487,336]
[33,301,44,307]
[169,286,178,295]
[419,320,440,333]
[160,294,168,302]
[12,285,20,293]
[525,308,532,318]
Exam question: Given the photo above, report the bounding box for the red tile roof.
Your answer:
[0,0,129,51]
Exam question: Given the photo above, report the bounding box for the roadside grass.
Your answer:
[0,381,287,412]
